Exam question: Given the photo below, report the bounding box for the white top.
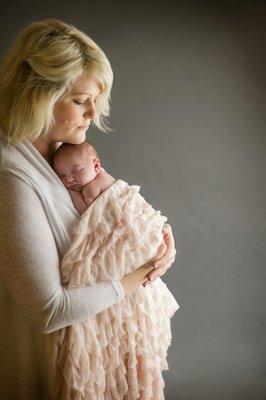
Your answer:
[0,130,125,399]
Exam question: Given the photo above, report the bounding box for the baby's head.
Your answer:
[53,140,101,191]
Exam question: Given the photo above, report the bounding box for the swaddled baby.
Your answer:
[52,140,179,400]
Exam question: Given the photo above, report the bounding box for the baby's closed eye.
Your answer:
[71,168,84,174]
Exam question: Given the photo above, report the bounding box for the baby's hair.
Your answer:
[52,140,99,167]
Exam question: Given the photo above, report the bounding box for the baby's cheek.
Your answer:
[78,173,88,185]
[59,175,68,187]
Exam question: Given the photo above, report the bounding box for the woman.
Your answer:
[0,18,176,399]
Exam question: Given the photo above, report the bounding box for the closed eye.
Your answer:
[74,98,97,106]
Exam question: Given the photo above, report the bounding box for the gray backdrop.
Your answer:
[1,1,266,399]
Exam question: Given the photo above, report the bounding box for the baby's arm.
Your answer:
[68,189,87,215]
[82,182,101,208]
[82,169,116,208]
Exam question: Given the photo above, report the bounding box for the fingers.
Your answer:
[163,224,172,237]
[143,225,177,287]
[141,258,158,275]
[143,265,167,287]
[162,223,171,233]
[141,263,156,275]
[142,277,150,287]
[153,241,167,262]
[145,251,176,285]
[153,238,175,270]
[146,264,168,282]
[145,228,177,285]
[142,262,158,286]
[142,257,163,286]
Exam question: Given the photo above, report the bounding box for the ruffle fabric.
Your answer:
[50,179,179,399]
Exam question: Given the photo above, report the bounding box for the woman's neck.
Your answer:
[31,137,62,165]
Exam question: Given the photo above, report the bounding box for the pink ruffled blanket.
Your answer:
[50,179,179,400]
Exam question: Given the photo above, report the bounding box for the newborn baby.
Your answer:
[53,141,115,214]
[51,140,179,399]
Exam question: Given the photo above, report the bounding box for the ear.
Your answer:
[93,158,101,173]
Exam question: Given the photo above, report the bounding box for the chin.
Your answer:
[68,136,86,145]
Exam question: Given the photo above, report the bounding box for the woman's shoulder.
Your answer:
[0,130,46,192]
[0,131,28,174]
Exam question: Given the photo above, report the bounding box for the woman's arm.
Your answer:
[0,172,125,334]
[121,241,167,293]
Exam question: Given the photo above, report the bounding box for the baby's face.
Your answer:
[54,149,98,191]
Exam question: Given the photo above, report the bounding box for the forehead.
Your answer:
[70,76,101,96]
[54,146,92,169]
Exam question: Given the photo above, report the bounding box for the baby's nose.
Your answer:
[66,175,75,183]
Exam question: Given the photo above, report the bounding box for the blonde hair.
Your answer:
[0,18,114,145]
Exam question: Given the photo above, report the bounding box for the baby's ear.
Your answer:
[94,158,101,173]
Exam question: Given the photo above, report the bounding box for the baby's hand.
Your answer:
[81,185,97,207]
[81,178,103,207]
[68,189,87,215]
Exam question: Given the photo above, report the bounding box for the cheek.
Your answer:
[54,101,81,126]
[82,170,90,180]
[81,169,92,181]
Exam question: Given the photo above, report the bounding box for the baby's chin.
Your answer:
[66,184,82,192]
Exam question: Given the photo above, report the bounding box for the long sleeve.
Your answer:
[0,171,125,334]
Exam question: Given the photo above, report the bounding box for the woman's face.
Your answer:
[48,76,101,144]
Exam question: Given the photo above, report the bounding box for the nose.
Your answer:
[66,175,75,183]
[84,102,97,120]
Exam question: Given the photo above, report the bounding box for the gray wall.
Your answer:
[1,1,266,399]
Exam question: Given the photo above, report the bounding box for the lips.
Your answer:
[66,181,79,187]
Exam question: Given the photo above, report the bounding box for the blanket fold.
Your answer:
[51,179,179,400]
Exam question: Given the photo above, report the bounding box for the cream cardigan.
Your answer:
[0,130,125,399]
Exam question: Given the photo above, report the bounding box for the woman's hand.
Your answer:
[143,224,177,287]
[120,241,167,295]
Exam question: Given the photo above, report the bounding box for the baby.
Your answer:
[53,140,115,214]
[52,140,179,399]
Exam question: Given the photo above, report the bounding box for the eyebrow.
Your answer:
[72,92,93,96]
